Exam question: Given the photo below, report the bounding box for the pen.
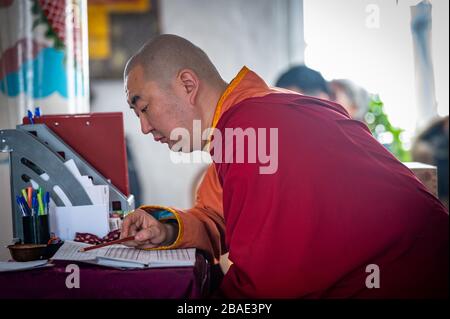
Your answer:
[34,107,41,119]
[44,192,50,215]
[27,187,32,208]
[35,191,39,216]
[27,110,34,124]
[16,196,27,217]
[31,191,37,216]
[37,187,44,215]
[19,196,31,216]
[78,236,135,252]
[21,189,28,201]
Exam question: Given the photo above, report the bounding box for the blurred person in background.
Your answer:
[275,65,331,100]
[411,116,449,208]
[329,79,370,122]
[275,66,371,123]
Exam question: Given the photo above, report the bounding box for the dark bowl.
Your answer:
[7,244,47,262]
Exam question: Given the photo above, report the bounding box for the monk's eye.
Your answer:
[140,105,149,113]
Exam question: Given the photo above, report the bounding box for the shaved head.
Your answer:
[124,34,228,152]
[124,34,223,87]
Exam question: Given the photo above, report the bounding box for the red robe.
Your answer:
[212,81,448,298]
[142,67,448,298]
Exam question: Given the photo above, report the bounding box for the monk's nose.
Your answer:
[140,116,153,135]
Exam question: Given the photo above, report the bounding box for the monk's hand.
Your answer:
[120,208,176,249]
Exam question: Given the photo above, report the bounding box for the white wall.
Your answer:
[159,0,305,83]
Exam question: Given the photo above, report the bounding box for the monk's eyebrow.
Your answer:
[129,95,140,108]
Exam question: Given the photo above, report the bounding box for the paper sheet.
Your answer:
[64,159,109,206]
[0,260,50,272]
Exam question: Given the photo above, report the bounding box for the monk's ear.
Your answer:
[178,69,199,105]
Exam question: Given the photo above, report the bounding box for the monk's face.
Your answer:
[125,65,197,151]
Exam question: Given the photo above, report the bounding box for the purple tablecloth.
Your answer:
[0,254,209,299]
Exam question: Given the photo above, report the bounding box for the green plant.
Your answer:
[364,95,411,162]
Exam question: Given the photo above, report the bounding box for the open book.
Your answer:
[51,241,196,269]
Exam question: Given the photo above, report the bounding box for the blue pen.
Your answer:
[16,196,27,217]
[36,192,40,215]
[31,191,37,216]
[27,110,34,124]
[34,107,41,119]
[44,191,50,215]
[19,196,31,216]
[35,191,39,216]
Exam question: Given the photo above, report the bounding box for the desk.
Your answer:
[0,253,210,299]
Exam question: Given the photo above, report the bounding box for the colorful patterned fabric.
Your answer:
[74,229,120,245]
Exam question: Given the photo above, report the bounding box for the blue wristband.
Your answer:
[151,209,175,221]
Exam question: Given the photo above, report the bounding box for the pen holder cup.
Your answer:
[22,215,50,245]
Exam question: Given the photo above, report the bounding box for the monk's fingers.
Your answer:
[121,241,140,247]
[120,229,151,247]
[120,209,147,238]
[120,225,138,246]
[129,224,138,236]
[141,213,160,229]
[134,226,164,246]
[120,213,137,238]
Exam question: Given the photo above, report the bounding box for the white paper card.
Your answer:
[52,204,109,240]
